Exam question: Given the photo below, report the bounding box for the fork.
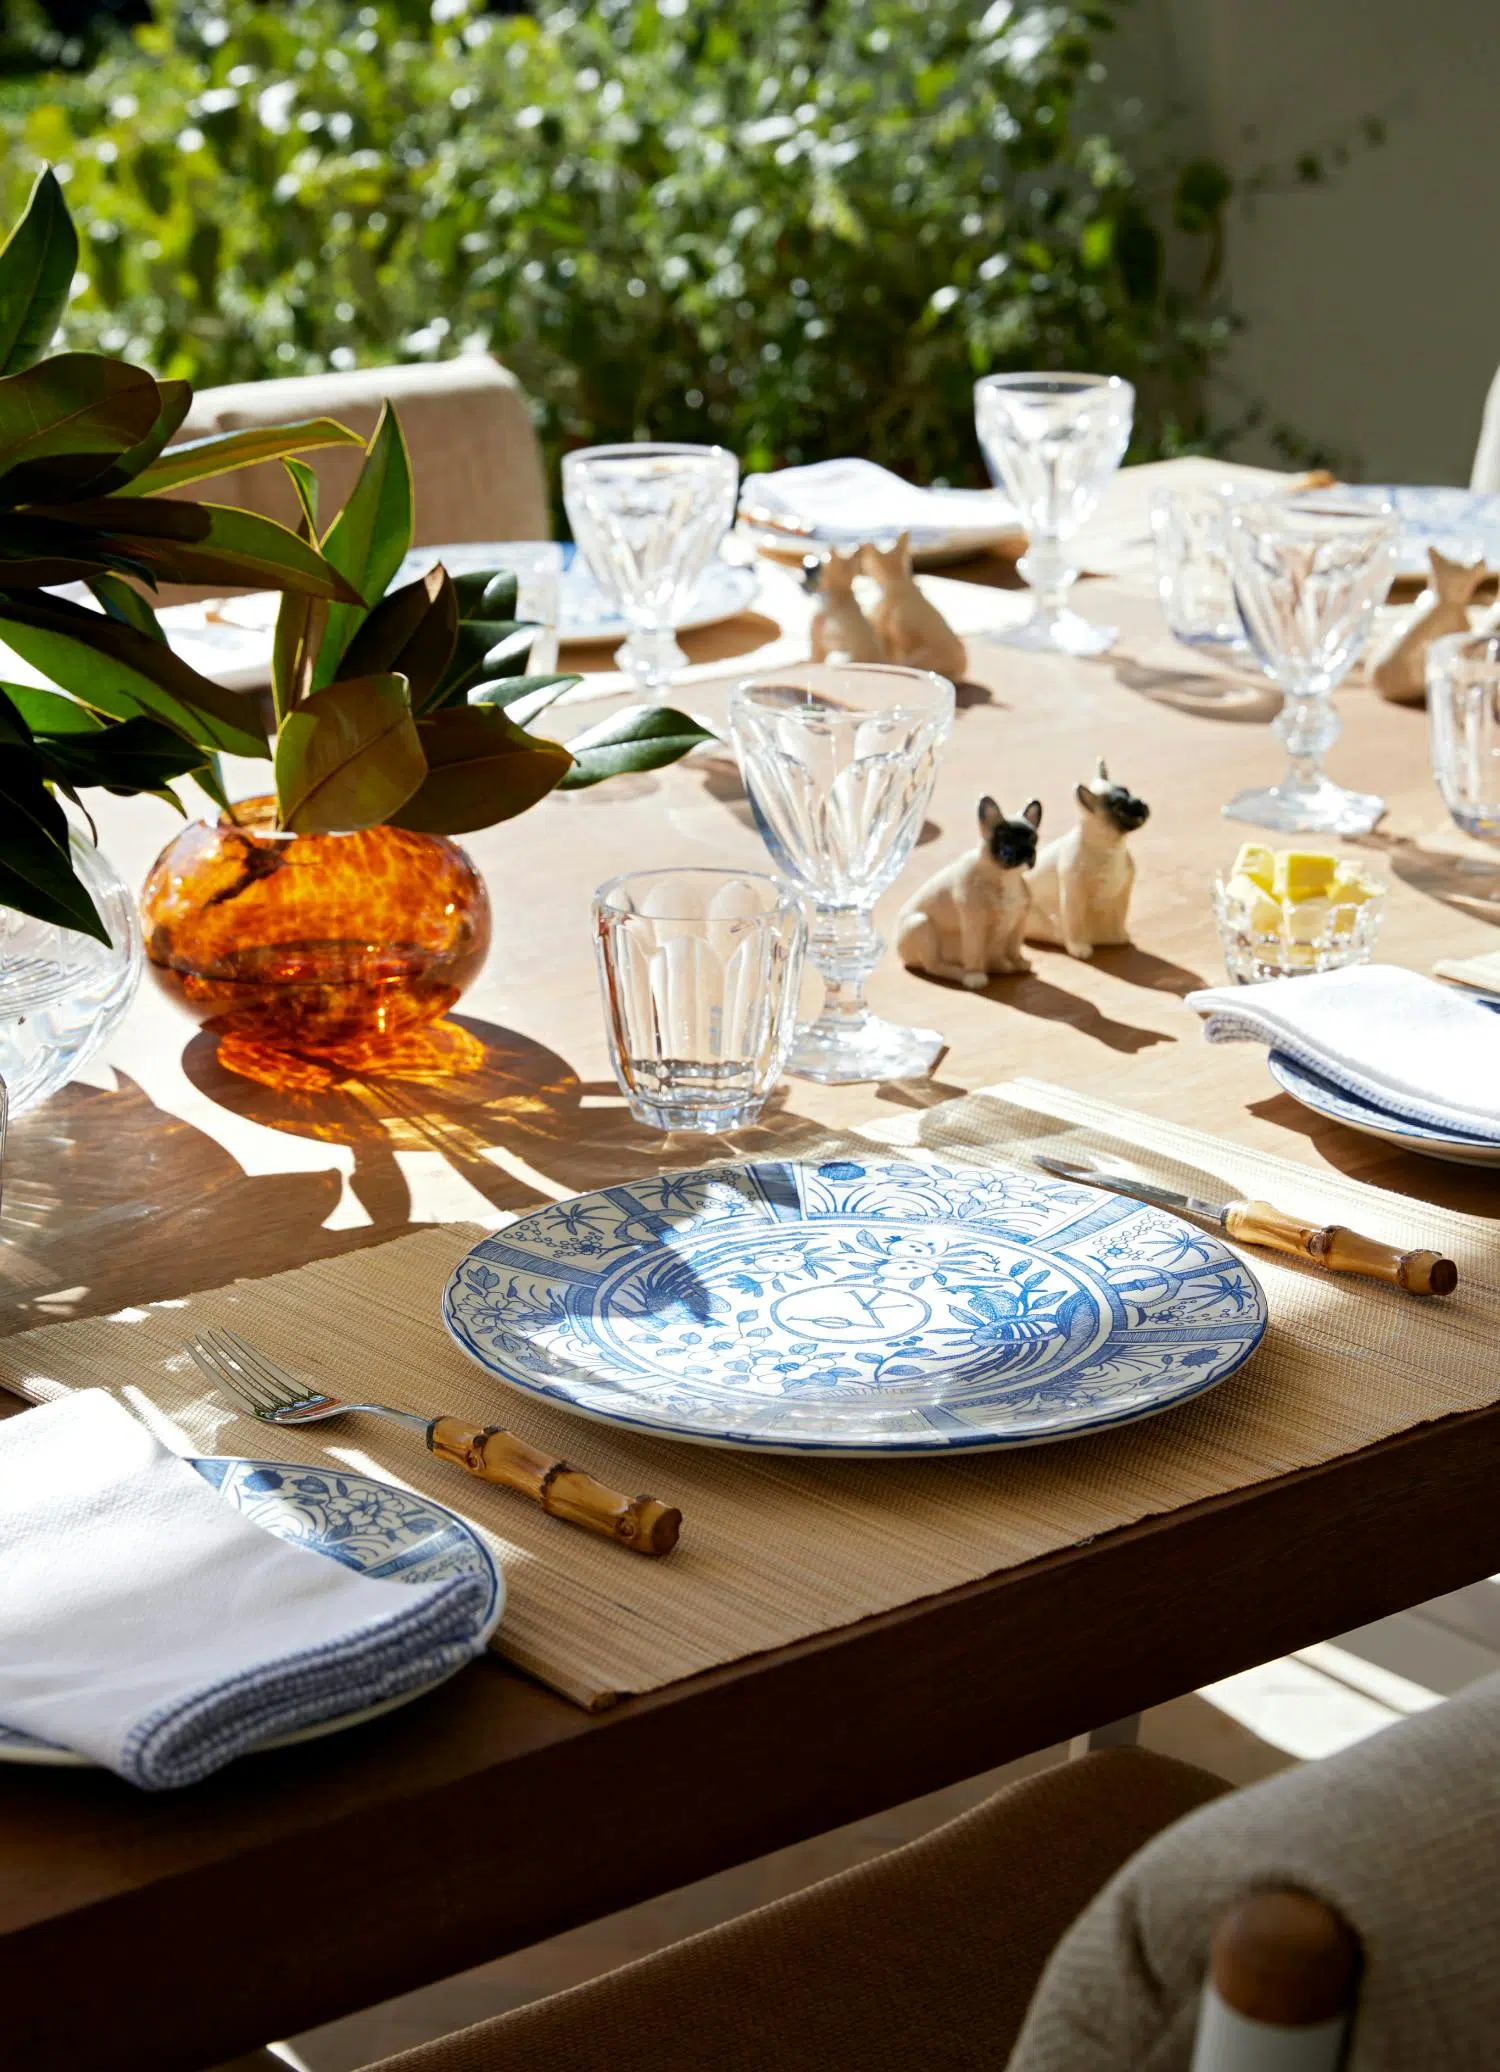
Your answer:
[186,1328,681,1557]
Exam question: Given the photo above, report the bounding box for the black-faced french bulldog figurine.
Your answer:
[896,796,1043,987]
[1024,759,1149,960]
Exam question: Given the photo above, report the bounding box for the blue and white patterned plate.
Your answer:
[1339,485,1500,577]
[1267,1051,1500,1168]
[443,1160,1268,1457]
[0,1458,503,1769]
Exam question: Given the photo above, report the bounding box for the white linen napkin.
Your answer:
[0,1392,493,1788]
[740,458,1018,545]
[1187,964,1500,1143]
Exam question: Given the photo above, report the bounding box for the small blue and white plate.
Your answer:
[1340,485,1500,578]
[1267,1051,1500,1168]
[0,1459,503,1770]
[443,1160,1268,1457]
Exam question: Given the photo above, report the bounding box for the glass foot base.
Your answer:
[624,1091,769,1134]
[1223,778,1387,837]
[616,628,689,694]
[787,1014,946,1084]
[982,608,1118,658]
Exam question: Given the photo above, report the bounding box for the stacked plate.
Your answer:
[1268,1050,1500,1167]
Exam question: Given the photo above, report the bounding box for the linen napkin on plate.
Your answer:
[740,458,1019,547]
[1187,964,1500,1143]
[0,1391,493,1789]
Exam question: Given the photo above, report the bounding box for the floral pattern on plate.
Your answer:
[443,1159,1267,1455]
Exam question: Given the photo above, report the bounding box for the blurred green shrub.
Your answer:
[0,0,1242,488]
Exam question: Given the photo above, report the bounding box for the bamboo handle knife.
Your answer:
[1221,1201,1457,1296]
[428,1417,682,1555]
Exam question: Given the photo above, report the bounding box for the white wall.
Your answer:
[1127,0,1500,484]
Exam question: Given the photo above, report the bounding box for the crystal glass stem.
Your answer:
[805,906,883,1048]
[618,624,690,695]
[1015,536,1075,642]
[1275,686,1341,795]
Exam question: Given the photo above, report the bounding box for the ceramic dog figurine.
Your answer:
[808,549,886,665]
[1025,760,1149,960]
[1370,547,1489,707]
[861,533,968,682]
[896,797,1043,987]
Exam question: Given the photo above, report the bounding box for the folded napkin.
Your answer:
[1434,948,1500,1002]
[1187,964,1500,1143]
[740,458,1018,546]
[0,1392,492,1788]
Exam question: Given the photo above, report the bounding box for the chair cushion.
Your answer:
[1008,1670,1500,2072]
[359,1748,1226,2072]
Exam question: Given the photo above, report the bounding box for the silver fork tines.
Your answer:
[186,1328,429,1434]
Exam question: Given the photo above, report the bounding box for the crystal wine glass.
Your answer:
[1225,495,1399,835]
[728,662,955,1083]
[973,372,1134,655]
[562,442,739,695]
[1427,630,1500,845]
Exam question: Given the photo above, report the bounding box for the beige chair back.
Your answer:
[158,358,549,603]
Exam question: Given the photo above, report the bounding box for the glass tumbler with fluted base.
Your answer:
[563,443,739,694]
[1428,631,1500,845]
[1225,496,1398,836]
[729,663,955,1083]
[593,869,805,1133]
[973,372,1134,656]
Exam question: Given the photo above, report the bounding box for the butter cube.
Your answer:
[1225,872,1283,933]
[1283,895,1333,944]
[1231,842,1276,891]
[1330,861,1380,905]
[1273,850,1339,902]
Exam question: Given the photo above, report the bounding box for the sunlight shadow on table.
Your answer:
[1351,830,1500,924]
[0,1074,356,1328]
[914,969,1174,1056]
[1245,1092,1500,1213]
[1113,655,1281,726]
[1090,945,1209,998]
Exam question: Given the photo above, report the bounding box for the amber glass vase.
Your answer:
[141,799,491,1077]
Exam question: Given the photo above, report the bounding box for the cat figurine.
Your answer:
[861,532,968,682]
[896,796,1043,987]
[1025,760,1149,960]
[808,548,886,665]
[1370,547,1489,707]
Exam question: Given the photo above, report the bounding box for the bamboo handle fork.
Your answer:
[186,1328,681,1556]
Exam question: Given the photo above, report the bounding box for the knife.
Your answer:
[1034,1155,1459,1298]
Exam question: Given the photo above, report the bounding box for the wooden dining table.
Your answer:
[3,460,1499,2072]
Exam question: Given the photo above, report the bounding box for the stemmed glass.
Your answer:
[562,442,739,695]
[729,662,955,1083]
[1225,495,1399,835]
[973,372,1134,655]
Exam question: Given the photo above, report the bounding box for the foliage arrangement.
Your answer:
[0,0,1244,491]
[0,168,710,943]
[0,167,366,942]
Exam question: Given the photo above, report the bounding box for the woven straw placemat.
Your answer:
[2,1080,1494,1711]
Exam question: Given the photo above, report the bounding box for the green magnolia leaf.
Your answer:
[88,571,166,642]
[388,702,573,835]
[36,714,209,794]
[557,704,717,789]
[469,672,581,724]
[84,378,194,497]
[122,416,364,497]
[0,594,268,759]
[0,354,164,501]
[339,565,458,706]
[0,509,158,587]
[0,695,108,941]
[274,671,425,833]
[29,496,363,601]
[0,680,103,733]
[313,402,415,690]
[0,168,79,378]
[450,568,519,621]
[282,455,320,533]
[425,617,538,711]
